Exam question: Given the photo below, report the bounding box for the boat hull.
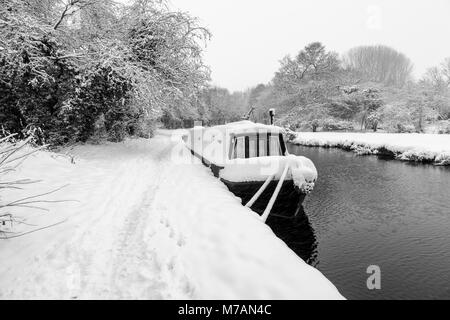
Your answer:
[220,178,306,217]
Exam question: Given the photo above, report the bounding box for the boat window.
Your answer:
[232,133,284,159]
[257,136,265,157]
[270,135,282,156]
[249,136,257,158]
[235,136,245,159]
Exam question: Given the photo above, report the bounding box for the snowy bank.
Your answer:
[0,134,343,299]
[289,132,450,165]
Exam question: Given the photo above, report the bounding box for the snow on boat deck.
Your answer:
[0,132,343,299]
[290,132,450,165]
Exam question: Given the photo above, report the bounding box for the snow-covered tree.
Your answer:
[273,42,341,94]
[344,45,413,87]
[0,0,211,144]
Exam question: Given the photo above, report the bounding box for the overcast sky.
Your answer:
[162,0,450,92]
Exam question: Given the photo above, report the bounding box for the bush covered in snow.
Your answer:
[0,132,69,238]
[322,119,354,131]
[437,121,450,134]
[377,103,415,132]
[0,134,40,237]
[0,0,210,145]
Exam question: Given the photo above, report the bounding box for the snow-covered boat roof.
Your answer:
[197,120,285,136]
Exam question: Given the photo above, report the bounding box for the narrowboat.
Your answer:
[183,121,317,217]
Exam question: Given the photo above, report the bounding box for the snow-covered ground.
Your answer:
[290,132,450,165]
[0,132,343,299]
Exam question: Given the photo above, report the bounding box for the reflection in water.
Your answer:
[266,207,318,266]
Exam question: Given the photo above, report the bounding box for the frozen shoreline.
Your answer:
[0,133,343,299]
[289,132,450,165]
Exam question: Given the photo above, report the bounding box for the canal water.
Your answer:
[270,144,450,300]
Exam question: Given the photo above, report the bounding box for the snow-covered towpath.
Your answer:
[0,132,343,299]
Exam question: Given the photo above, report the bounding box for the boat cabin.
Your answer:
[184,120,289,169]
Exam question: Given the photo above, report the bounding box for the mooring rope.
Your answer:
[261,163,290,223]
[245,173,275,208]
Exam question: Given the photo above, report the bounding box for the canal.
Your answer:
[268,144,450,299]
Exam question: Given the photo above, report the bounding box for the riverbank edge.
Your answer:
[287,132,450,166]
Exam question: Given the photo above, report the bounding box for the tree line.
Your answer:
[246,43,450,133]
[2,1,449,145]
[193,42,450,134]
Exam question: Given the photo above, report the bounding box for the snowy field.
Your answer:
[0,132,343,299]
[290,132,450,165]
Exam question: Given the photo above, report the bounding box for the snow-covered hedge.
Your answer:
[288,132,450,165]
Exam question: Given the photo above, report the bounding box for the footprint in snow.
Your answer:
[158,216,170,228]
[177,235,186,247]
[167,257,176,271]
